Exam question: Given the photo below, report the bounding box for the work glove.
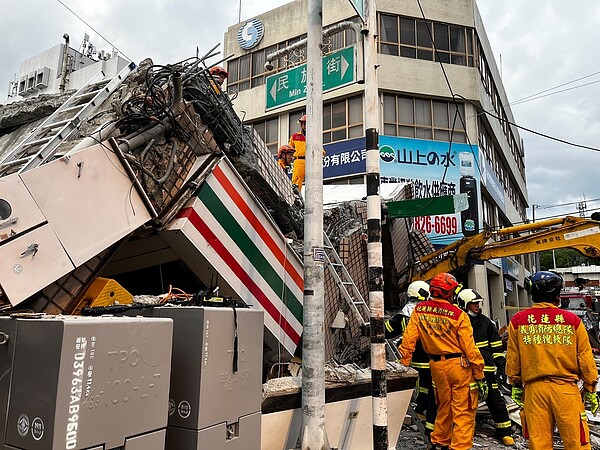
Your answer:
[584,389,599,416]
[495,358,507,386]
[476,378,488,402]
[496,358,506,384]
[511,385,524,407]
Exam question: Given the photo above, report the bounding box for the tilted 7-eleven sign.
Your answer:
[163,157,303,355]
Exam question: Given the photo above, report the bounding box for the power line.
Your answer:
[530,206,600,222]
[511,79,600,106]
[56,0,132,62]
[534,198,600,210]
[511,70,600,106]
[454,93,600,153]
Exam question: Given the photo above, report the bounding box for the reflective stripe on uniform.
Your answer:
[495,420,512,429]
[476,340,489,348]
[410,362,430,369]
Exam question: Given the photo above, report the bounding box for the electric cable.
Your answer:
[56,0,132,62]
[510,70,600,106]
[454,94,600,153]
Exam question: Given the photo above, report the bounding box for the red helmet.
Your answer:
[277,145,294,158]
[209,66,228,78]
[429,273,460,299]
[298,114,307,123]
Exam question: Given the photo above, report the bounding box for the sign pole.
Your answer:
[363,0,389,448]
[300,0,329,446]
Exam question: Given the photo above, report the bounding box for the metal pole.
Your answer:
[300,0,329,447]
[363,0,388,448]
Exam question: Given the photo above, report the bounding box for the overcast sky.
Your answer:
[1,0,598,221]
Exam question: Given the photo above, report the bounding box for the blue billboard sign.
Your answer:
[323,137,366,180]
[480,150,506,212]
[379,136,482,247]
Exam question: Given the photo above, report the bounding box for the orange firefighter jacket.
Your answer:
[398,297,485,379]
[278,158,289,171]
[289,132,306,159]
[506,302,598,391]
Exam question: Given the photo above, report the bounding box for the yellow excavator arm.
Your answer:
[411,216,600,282]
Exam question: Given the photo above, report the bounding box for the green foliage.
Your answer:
[539,248,600,270]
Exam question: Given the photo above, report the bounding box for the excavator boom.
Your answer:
[412,216,600,282]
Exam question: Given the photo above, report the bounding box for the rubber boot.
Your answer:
[502,435,515,446]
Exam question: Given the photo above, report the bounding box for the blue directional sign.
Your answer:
[266,46,355,110]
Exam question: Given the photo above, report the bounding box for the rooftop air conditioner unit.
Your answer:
[17,76,29,96]
[35,67,50,88]
[25,72,38,93]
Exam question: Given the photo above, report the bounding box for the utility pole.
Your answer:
[363,0,388,448]
[300,0,330,446]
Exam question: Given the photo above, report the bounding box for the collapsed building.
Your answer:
[0,49,431,367]
[0,48,427,449]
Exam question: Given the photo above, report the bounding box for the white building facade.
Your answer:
[223,0,530,327]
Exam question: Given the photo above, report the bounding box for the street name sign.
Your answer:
[266,46,355,110]
[387,193,469,218]
[348,0,365,22]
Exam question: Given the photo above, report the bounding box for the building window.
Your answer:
[251,117,279,154]
[287,96,363,145]
[383,94,466,143]
[289,110,304,137]
[323,96,363,144]
[228,24,356,94]
[482,195,497,231]
[476,41,526,180]
[378,14,474,67]
[227,39,302,93]
[326,175,365,185]
[323,29,356,54]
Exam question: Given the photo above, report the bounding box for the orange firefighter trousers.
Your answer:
[291,158,305,192]
[523,379,591,450]
[430,358,478,450]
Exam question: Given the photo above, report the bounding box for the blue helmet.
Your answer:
[525,271,563,302]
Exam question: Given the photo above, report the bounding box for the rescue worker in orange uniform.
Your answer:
[209,66,228,93]
[456,289,515,446]
[277,145,295,178]
[385,280,437,441]
[398,273,487,450]
[288,115,307,191]
[506,271,599,450]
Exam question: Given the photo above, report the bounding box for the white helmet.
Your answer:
[456,288,484,311]
[407,280,430,302]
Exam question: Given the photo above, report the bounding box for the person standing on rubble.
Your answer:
[506,271,599,449]
[398,272,487,450]
[288,114,307,192]
[209,66,228,93]
[456,289,515,447]
[277,145,295,178]
[384,280,437,442]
